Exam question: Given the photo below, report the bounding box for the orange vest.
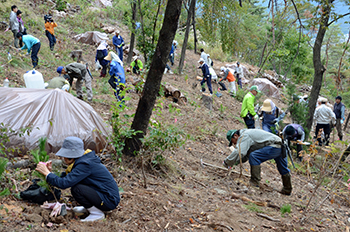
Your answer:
[45,22,57,35]
[227,71,235,82]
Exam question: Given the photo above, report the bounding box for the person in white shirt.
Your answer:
[235,62,243,89]
[200,48,209,65]
[313,97,336,146]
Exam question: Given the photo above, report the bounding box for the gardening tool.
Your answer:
[283,139,295,168]
[291,141,311,146]
[215,81,222,97]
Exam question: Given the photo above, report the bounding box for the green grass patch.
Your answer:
[243,203,265,213]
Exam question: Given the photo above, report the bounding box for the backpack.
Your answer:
[96,50,105,60]
[20,179,61,204]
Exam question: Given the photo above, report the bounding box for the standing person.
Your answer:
[235,62,243,89]
[240,85,260,129]
[224,129,292,195]
[282,124,305,162]
[130,56,143,75]
[219,66,236,96]
[169,42,176,66]
[56,63,93,102]
[259,99,285,134]
[200,48,209,65]
[44,15,57,51]
[112,30,124,61]
[333,96,345,141]
[198,58,213,96]
[16,33,41,68]
[104,52,126,103]
[35,137,120,222]
[95,41,108,77]
[17,10,26,47]
[10,5,19,48]
[314,97,336,146]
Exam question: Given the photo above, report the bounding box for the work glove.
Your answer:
[25,52,30,56]
[275,122,280,130]
[341,119,344,124]
[254,114,259,120]
[271,119,279,124]
[296,140,302,144]
[223,160,232,169]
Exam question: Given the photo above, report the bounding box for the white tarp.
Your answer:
[250,78,280,98]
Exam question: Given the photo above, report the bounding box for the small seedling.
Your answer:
[280,204,291,216]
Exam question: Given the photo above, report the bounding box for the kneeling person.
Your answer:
[282,124,305,161]
[36,137,120,222]
[224,129,292,195]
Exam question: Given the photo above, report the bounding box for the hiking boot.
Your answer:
[250,165,261,187]
[340,136,343,141]
[280,173,292,195]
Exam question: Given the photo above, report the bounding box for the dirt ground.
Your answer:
[2,8,350,232]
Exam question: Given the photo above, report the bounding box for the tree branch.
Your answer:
[327,12,350,26]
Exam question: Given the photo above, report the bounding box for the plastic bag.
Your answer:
[95,60,101,71]
[20,179,61,204]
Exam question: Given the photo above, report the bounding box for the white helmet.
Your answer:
[220,66,225,72]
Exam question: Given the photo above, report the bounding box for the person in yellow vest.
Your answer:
[130,56,143,75]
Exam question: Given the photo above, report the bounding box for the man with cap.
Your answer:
[198,58,213,95]
[241,86,260,129]
[219,66,236,96]
[35,137,120,222]
[112,30,125,61]
[130,56,143,75]
[235,62,243,89]
[224,129,292,195]
[314,97,336,146]
[333,96,345,141]
[57,63,93,102]
[282,124,305,161]
[259,99,285,134]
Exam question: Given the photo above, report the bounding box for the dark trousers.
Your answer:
[46,31,56,50]
[243,115,255,129]
[169,53,174,66]
[31,42,41,68]
[132,66,140,75]
[236,74,242,89]
[315,123,330,146]
[200,76,213,94]
[71,184,112,211]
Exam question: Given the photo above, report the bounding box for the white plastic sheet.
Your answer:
[0,88,111,153]
[250,78,280,98]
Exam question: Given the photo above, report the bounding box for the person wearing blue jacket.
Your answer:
[198,58,213,95]
[258,99,285,134]
[36,137,120,222]
[95,41,109,77]
[16,33,41,68]
[112,30,124,61]
[104,51,126,103]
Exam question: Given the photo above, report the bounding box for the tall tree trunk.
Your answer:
[306,2,333,135]
[192,2,197,53]
[271,0,276,71]
[324,37,331,87]
[151,0,162,46]
[124,0,182,156]
[178,0,196,74]
[336,29,350,92]
[138,0,148,63]
[126,0,137,64]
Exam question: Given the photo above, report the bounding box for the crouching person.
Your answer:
[36,137,120,222]
[224,129,292,195]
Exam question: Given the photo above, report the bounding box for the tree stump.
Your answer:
[202,93,213,110]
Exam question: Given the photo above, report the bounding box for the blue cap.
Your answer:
[57,66,64,74]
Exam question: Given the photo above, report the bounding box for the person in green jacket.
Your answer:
[16,33,41,68]
[241,85,260,129]
[130,56,143,75]
[47,77,70,91]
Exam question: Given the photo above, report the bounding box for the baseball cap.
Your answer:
[198,58,205,63]
[227,130,237,147]
[57,66,64,74]
[250,85,260,92]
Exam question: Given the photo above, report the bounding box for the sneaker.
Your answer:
[169,70,173,74]
[81,206,105,222]
[164,68,168,74]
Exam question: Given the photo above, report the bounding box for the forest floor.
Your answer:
[1,2,350,232]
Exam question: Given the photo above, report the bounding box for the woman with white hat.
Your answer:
[36,137,120,222]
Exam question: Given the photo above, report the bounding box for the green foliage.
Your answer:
[110,88,141,160]
[243,203,265,213]
[30,138,50,190]
[235,88,246,102]
[56,0,67,11]
[0,157,8,179]
[0,188,11,197]
[141,122,188,168]
[280,204,291,216]
[0,123,32,155]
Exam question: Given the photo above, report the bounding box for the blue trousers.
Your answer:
[237,74,242,89]
[249,146,290,175]
[46,31,56,49]
[262,123,277,134]
[244,115,255,129]
[31,42,41,68]
[200,76,213,94]
[116,47,123,61]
